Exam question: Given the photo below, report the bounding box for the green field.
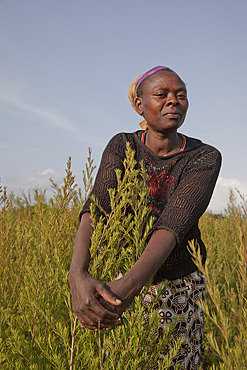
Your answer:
[1,149,246,369]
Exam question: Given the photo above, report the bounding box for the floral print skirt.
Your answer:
[143,269,206,369]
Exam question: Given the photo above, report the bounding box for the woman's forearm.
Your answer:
[121,229,176,299]
[69,212,122,330]
[69,212,93,273]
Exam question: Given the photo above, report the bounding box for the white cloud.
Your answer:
[26,168,63,190]
[2,169,64,201]
[0,84,75,131]
[39,168,57,177]
[208,176,247,213]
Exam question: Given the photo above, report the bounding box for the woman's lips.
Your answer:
[164,113,180,118]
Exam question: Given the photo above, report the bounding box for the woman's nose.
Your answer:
[166,93,178,105]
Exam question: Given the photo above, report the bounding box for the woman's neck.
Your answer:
[145,129,182,156]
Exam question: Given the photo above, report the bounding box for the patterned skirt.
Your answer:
[143,269,206,369]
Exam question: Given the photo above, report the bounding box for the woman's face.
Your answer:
[135,70,189,134]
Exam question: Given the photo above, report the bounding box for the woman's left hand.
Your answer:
[97,277,132,325]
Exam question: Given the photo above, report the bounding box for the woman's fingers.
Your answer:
[91,296,120,321]
[98,284,122,307]
[78,313,120,331]
[74,295,121,330]
[77,298,120,325]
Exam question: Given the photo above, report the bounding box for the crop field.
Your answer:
[1,148,246,369]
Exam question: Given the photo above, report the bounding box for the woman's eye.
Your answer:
[155,93,166,98]
[177,94,187,99]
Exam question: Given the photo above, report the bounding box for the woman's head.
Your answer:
[129,66,188,132]
[136,66,175,97]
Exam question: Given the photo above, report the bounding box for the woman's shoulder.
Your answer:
[184,134,221,157]
[110,130,142,142]
[107,131,140,143]
[99,131,142,162]
[104,131,142,153]
[182,135,222,172]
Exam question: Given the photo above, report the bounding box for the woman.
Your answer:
[69,66,221,368]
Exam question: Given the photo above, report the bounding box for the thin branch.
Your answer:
[70,316,78,370]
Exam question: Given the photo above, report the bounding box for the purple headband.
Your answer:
[136,66,172,88]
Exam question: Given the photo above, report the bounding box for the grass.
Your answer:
[0,147,246,369]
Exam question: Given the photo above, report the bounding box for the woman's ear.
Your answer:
[135,97,144,116]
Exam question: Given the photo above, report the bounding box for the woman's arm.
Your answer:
[100,229,176,318]
[122,229,176,297]
[69,136,127,330]
[154,147,222,245]
[68,213,122,330]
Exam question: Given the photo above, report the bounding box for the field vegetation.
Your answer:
[0,146,246,369]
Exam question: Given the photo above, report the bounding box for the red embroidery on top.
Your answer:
[146,167,175,214]
[143,153,176,215]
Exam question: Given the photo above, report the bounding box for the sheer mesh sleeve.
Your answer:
[80,134,126,219]
[154,146,222,244]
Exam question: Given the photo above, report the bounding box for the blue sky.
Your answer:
[1,0,247,213]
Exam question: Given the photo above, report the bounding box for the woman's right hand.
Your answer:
[68,269,122,330]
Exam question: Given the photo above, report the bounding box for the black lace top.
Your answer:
[80,131,221,281]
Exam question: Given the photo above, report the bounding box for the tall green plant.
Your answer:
[70,142,181,369]
[1,145,180,369]
[189,191,247,369]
